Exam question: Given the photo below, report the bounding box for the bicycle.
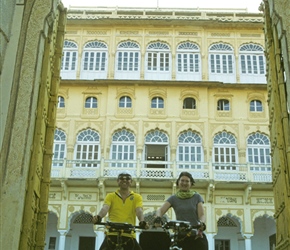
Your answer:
[162,220,203,250]
[94,221,143,250]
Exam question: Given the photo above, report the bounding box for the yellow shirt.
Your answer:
[104,190,143,237]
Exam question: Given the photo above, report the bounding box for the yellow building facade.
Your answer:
[47,6,275,250]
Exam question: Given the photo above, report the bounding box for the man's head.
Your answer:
[117,172,132,181]
[117,172,133,189]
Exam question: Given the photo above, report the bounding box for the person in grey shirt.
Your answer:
[154,171,208,250]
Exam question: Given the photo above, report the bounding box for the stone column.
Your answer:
[244,234,253,250]
[205,233,215,250]
[94,230,105,250]
[58,230,68,250]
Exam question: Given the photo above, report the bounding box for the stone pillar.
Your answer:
[244,234,253,250]
[58,230,68,250]
[94,230,98,250]
[94,230,105,250]
[205,233,215,250]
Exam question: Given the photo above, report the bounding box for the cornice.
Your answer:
[60,79,268,90]
[66,7,264,25]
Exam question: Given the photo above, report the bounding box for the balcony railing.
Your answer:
[50,159,273,183]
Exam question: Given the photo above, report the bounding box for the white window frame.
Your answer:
[144,130,170,167]
[212,131,238,170]
[183,97,196,109]
[119,96,132,108]
[250,100,263,112]
[74,129,100,167]
[177,131,204,169]
[145,42,172,80]
[176,42,201,81]
[239,43,266,84]
[151,97,164,108]
[115,41,141,79]
[247,132,271,170]
[110,129,136,168]
[57,96,65,108]
[85,97,97,108]
[209,43,236,83]
[60,40,78,79]
[52,129,67,167]
[80,41,108,80]
[217,99,230,111]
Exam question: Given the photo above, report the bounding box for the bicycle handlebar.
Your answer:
[94,221,143,230]
[162,220,203,231]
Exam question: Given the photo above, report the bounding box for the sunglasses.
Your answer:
[118,176,132,181]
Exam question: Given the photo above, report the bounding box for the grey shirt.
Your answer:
[167,193,204,226]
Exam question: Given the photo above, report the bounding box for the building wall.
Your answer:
[263,0,290,249]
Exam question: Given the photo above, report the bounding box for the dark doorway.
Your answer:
[269,234,276,250]
[79,236,95,250]
[145,145,167,168]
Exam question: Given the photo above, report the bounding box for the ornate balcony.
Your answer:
[50,159,272,187]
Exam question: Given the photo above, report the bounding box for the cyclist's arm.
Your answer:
[98,204,110,218]
[136,207,144,222]
[156,201,171,217]
[197,202,206,223]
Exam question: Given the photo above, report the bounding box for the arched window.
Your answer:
[52,129,67,167]
[177,131,204,169]
[250,100,263,112]
[212,131,238,170]
[80,41,108,79]
[217,99,230,111]
[74,129,100,167]
[145,42,171,80]
[209,43,236,83]
[183,98,196,109]
[110,129,136,168]
[176,42,201,81]
[61,40,78,79]
[239,43,266,83]
[57,96,65,108]
[115,41,140,79]
[119,96,132,108]
[85,97,97,108]
[144,130,170,168]
[247,132,271,171]
[151,97,164,108]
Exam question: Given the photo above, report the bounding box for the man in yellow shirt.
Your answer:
[92,172,147,250]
